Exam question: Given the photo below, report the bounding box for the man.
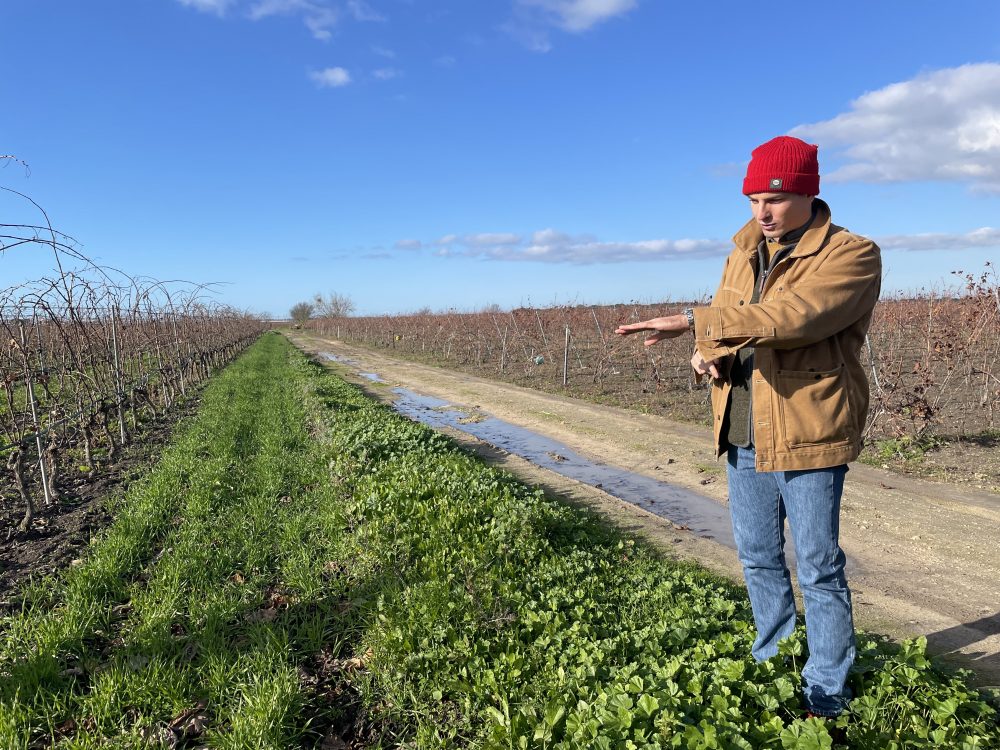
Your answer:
[615,135,881,718]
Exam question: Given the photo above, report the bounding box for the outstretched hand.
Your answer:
[614,314,689,346]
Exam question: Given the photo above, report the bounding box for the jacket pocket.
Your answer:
[776,365,852,449]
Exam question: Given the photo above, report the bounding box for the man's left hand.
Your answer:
[614,314,689,346]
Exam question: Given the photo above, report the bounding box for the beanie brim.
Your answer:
[743,172,819,196]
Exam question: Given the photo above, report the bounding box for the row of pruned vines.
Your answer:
[324,264,1000,441]
[1,165,266,535]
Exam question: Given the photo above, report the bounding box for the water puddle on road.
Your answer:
[320,352,385,382]
[320,352,358,366]
[390,388,737,549]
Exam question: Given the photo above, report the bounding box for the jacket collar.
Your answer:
[732,198,833,259]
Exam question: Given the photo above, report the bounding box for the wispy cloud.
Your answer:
[310,66,351,87]
[465,232,523,247]
[372,67,400,80]
[247,0,307,17]
[506,0,637,51]
[177,0,237,15]
[371,45,395,58]
[406,228,728,264]
[248,0,339,39]
[875,227,1000,252]
[494,232,728,264]
[502,22,552,53]
[346,0,385,21]
[303,8,339,39]
[518,0,637,32]
[179,0,370,40]
[792,63,1000,192]
[397,225,1000,264]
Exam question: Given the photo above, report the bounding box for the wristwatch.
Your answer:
[682,307,695,331]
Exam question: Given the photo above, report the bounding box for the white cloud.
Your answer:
[247,0,339,38]
[250,0,339,39]
[397,224,1000,264]
[181,0,344,40]
[531,228,574,244]
[465,232,523,247]
[303,7,339,39]
[875,227,1000,252]
[372,45,395,58]
[177,0,237,15]
[403,229,729,264]
[372,67,400,80]
[518,0,637,32]
[248,0,307,18]
[792,63,1000,192]
[493,235,729,264]
[310,66,351,87]
[505,0,636,52]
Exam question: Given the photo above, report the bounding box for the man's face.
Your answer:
[748,192,814,239]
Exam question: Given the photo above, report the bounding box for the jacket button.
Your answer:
[739,300,745,305]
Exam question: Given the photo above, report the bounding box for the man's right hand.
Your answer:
[691,348,722,381]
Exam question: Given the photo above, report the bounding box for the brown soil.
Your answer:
[292,333,1000,689]
[0,397,201,603]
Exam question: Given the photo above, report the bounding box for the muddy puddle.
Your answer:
[320,352,385,383]
[389,388,738,549]
[320,352,358,366]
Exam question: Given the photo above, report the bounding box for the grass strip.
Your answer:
[0,334,361,748]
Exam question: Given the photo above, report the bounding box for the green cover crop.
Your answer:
[0,334,996,749]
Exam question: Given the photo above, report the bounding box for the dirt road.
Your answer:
[292,333,1000,687]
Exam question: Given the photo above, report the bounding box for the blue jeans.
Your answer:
[727,445,855,717]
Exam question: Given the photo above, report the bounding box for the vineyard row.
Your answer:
[310,267,1000,441]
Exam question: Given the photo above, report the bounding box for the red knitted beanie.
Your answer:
[743,136,820,196]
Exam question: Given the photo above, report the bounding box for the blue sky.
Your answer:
[3,0,1000,317]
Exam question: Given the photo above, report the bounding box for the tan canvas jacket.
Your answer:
[691,199,881,471]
